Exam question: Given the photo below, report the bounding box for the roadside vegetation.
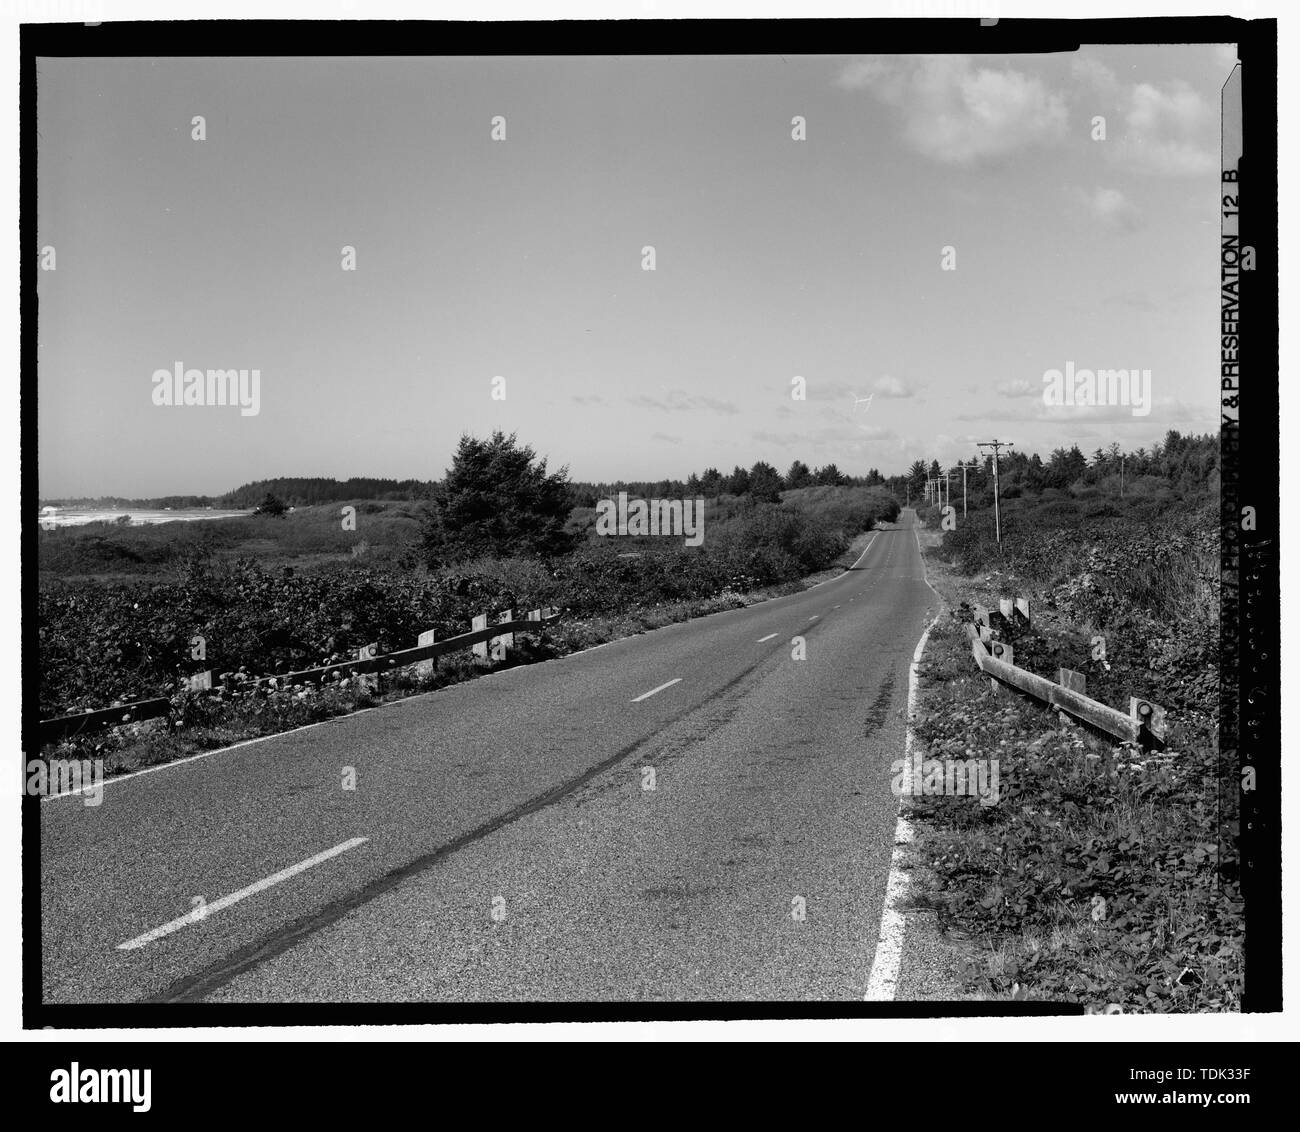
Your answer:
[38,433,900,774]
[904,432,1240,1011]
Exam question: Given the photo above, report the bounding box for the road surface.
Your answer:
[40,511,937,1003]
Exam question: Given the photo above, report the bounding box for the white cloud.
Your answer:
[804,379,857,402]
[626,390,738,414]
[1121,81,1216,175]
[871,374,917,398]
[995,378,1038,398]
[838,55,1067,165]
[1072,186,1141,231]
[1070,56,1119,95]
[1072,57,1216,177]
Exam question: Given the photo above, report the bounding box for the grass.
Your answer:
[903,510,1241,1012]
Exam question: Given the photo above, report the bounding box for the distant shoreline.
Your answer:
[37,508,255,528]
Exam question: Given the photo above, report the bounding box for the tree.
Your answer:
[700,467,723,497]
[1026,453,1046,492]
[785,459,813,490]
[749,460,784,502]
[907,459,928,490]
[726,465,751,495]
[254,492,289,517]
[814,463,846,486]
[421,431,574,566]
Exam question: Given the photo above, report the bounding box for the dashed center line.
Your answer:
[757,633,778,643]
[631,678,682,703]
[118,837,370,951]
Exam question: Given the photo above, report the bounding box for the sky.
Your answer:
[36,46,1237,497]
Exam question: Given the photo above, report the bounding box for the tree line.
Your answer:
[904,430,1217,505]
[569,460,890,507]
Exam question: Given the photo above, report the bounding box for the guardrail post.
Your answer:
[1058,668,1086,695]
[998,598,1014,623]
[471,613,489,663]
[1014,596,1031,627]
[357,642,379,692]
[491,610,514,662]
[988,642,1013,692]
[1130,697,1167,745]
[978,625,993,645]
[187,671,213,692]
[415,629,437,679]
[973,604,990,628]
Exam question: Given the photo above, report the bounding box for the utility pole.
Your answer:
[1120,454,1125,498]
[940,469,953,512]
[976,439,1014,550]
[957,459,978,518]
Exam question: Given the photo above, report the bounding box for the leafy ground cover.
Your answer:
[37,490,898,775]
[904,497,1241,1011]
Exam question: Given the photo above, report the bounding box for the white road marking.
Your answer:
[866,517,943,1001]
[631,678,682,703]
[757,633,779,643]
[808,615,820,622]
[808,532,878,588]
[832,604,841,609]
[865,812,916,1002]
[117,837,369,951]
[40,716,346,801]
[844,532,879,572]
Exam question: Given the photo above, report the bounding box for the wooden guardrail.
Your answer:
[231,607,561,691]
[38,698,174,745]
[39,606,562,746]
[964,621,1166,748]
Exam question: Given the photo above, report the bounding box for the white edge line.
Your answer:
[117,837,369,951]
[865,516,944,1001]
[38,716,347,801]
[630,677,683,703]
[808,531,878,589]
[757,633,778,643]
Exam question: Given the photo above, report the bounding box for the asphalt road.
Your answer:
[41,510,937,1003]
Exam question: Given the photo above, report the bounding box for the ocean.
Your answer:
[38,508,255,528]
